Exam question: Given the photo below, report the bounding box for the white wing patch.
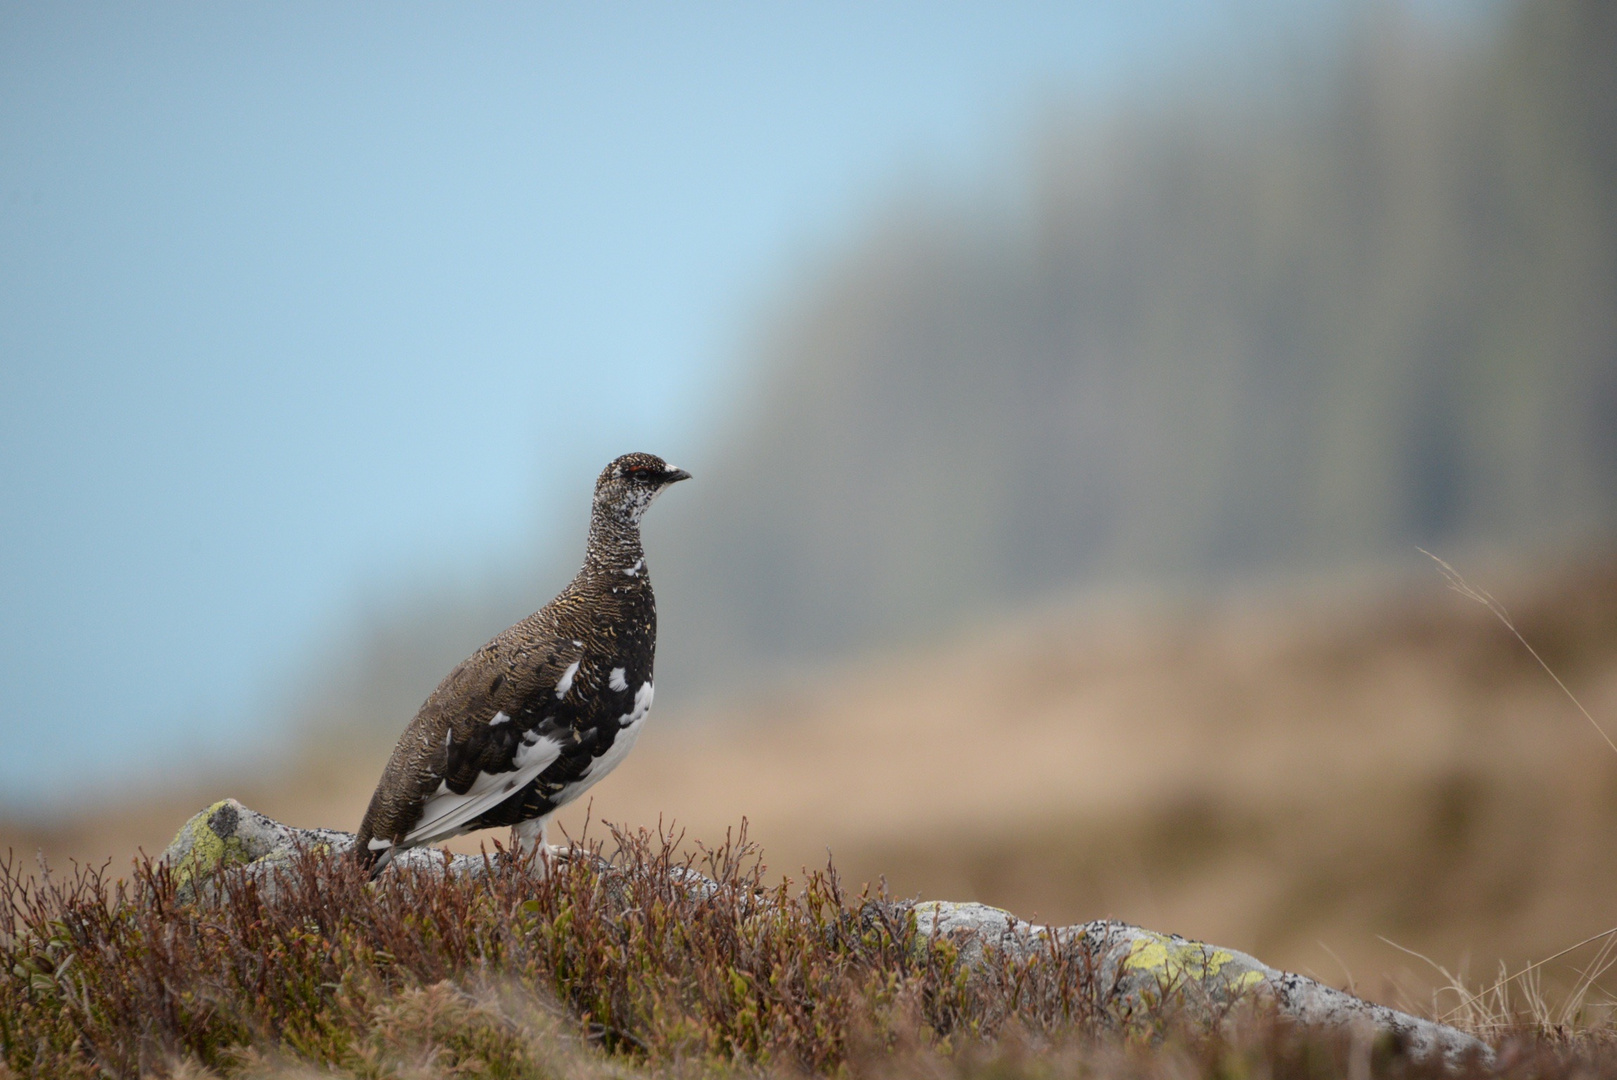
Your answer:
[488,711,511,726]
[555,660,580,699]
[548,682,655,811]
[609,667,627,692]
[623,681,653,727]
[403,732,564,846]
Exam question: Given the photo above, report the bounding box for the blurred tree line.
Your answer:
[299,0,1616,734]
[649,0,1617,691]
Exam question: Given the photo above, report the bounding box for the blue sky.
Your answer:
[0,2,1485,811]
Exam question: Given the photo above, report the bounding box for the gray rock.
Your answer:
[161,798,486,901]
[909,900,1489,1065]
[159,802,1489,1064]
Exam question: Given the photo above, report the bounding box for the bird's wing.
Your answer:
[402,731,564,846]
[375,625,591,849]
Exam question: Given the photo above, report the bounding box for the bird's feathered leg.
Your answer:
[367,844,397,881]
[511,813,568,871]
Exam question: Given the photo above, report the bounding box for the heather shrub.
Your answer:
[0,823,1099,1078]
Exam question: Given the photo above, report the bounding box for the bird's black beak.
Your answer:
[662,466,692,484]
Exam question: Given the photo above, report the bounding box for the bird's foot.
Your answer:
[500,842,573,874]
[536,843,573,864]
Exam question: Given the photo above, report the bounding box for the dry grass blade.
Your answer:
[1377,551,1617,1044]
[1418,548,1617,758]
[1383,925,1617,1031]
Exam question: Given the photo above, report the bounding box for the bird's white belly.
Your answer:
[552,681,653,808]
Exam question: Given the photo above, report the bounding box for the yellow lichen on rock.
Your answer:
[168,799,254,895]
[1122,932,1267,994]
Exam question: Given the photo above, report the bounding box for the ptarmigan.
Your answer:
[355,452,689,876]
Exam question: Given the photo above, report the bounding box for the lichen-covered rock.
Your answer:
[909,900,1489,1064]
[159,803,1489,1065]
[159,799,484,901]
[162,800,312,899]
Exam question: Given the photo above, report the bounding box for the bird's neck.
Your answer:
[583,513,647,579]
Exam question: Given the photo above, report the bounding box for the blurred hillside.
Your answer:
[650,0,1617,695]
[9,553,1617,1011]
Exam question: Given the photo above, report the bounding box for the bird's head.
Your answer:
[594,452,691,525]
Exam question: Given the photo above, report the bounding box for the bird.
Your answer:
[355,452,690,876]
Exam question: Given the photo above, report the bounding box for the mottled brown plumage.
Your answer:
[355,452,689,875]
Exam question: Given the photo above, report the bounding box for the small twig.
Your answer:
[1418,549,1617,759]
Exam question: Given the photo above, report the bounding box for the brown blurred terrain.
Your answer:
[8,552,1617,1015]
